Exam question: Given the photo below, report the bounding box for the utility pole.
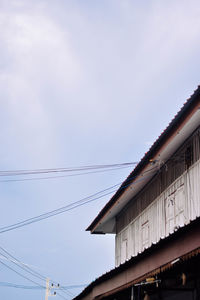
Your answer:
[45,278,50,300]
[45,278,59,300]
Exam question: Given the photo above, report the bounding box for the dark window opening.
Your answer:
[185,144,193,169]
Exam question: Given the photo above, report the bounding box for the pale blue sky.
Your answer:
[0,0,200,299]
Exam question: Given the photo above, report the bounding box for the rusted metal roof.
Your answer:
[94,248,200,300]
[87,86,200,233]
[75,217,200,300]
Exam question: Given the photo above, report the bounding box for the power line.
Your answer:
[0,166,158,234]
[0,162,138,177]
[0,166,158,299]
[0,165,133,183]
[0,245,80,299]
[0,281,44,289]
[0,257,71,300]
[0,247,46,281]
[0,190,116,233]
[0,261,69,300]
[0,188,117,233]
[45,278,72,300]
[0,282,87,289]
[0,259,45,289]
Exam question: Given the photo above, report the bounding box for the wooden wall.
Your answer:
[115,127,200,266]
[116,126,200,234]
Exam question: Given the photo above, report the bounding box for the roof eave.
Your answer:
[87,86,200,233]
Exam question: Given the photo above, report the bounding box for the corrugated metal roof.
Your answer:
[74,217,200,300]
[87,86,200,232]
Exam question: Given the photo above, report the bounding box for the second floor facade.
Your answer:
[115,126,200,266]
[87,87,200,269]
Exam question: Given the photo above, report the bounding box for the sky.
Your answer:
[0,0,200,299]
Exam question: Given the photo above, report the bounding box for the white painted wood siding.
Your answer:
[115,160,200,266]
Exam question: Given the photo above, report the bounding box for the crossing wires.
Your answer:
[0,166,158,234]
[0,245,77,299]
[0,162,137,183]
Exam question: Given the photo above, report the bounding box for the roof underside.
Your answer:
[87,86,200,234]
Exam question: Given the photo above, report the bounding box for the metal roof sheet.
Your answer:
[75,217,200,300]
[87,86,200,233]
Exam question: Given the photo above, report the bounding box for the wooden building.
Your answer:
[75,86,200,300]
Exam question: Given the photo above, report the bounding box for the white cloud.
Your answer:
[0,3,84,166]
[1,0,200,167]
[0,2,200,300]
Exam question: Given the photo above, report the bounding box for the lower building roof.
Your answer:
[75,217,200,300]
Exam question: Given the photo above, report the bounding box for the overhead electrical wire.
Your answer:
[0,162,138,177]
[0,256,70,300]
[0,190,116,233]
[0,282,87,290]
[0,247,46,281]
[0,165,158,299]
[0,259,45,289]
[0,259,69,300]
[0,166,158,234]
[0,245,81,299]
[0,254,71,299]
[0,165,134,183]
[0,255,41,271]
[0,282,44,289]
[0,167,158,234]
